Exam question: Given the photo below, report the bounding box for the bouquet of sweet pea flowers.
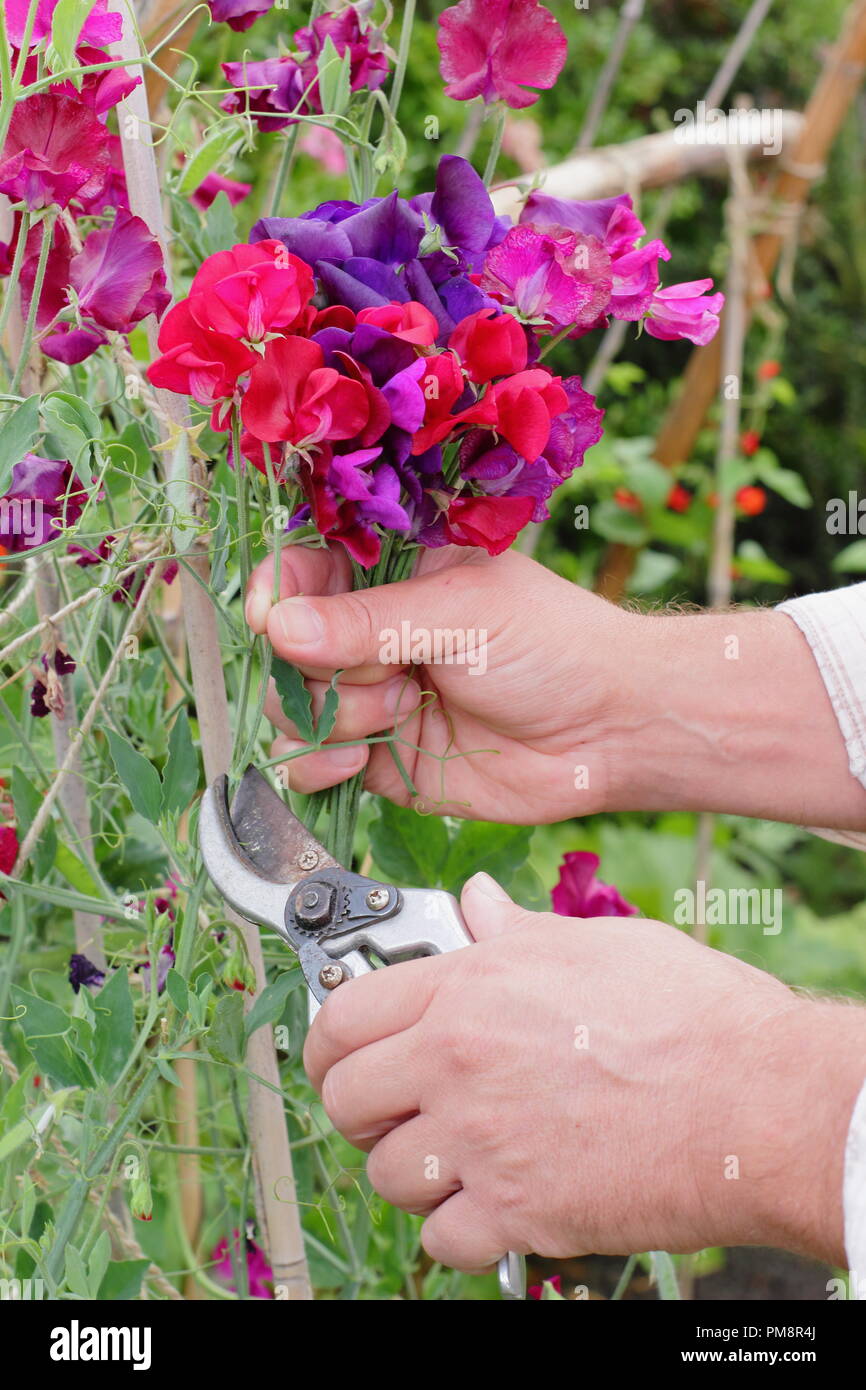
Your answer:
[147,146,721,850]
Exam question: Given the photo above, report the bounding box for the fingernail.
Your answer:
[274,598,324,647]
[465,871,511,903]
[384,677,408,715]
[245,588,271,633]
[327,745,364,769]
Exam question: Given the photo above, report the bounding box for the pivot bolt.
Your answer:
[298,849,319,870]
[366,888,389,911]
[319,963,346,990]
[293,881,335,930]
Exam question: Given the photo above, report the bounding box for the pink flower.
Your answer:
[68,210,169,333]
[297,125,348,176]
[186,241,315,343]
[551,851,637,919]
[528,1274,562,1299]
[0,93,111,210]
[480,225,612,335]
[438,0,567,109]
[211,1232,274,1299]
[645,279,724,346]
[190,172,252,211]
[6,0,121,48]
[207,0,272,31]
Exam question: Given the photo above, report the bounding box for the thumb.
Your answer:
[460,872,526,942]
[266,570,483,672]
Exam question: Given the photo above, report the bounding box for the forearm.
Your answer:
[606,607,866,829]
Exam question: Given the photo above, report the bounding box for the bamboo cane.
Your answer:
[117,4,312,1299]
[594,0,866,602]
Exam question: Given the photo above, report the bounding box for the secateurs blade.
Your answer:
[198,765,527,1301]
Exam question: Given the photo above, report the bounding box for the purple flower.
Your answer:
[221,57,305,132]
[69,953,106,994]
[0,456,87,552]
[437,0,567,109]
[551,852,638,919]
[208,0,273,31]
[211,1232,274,1299]
[541,376,605,480]
[645,280,724,346]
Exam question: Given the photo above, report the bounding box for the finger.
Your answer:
[459,874,531,942]
[421,1191,506,1274]
[264,672,421,741]
[265,566,500,677]
[304,955,443,1092]
[245,544,353,634]
[270,736,369,793]
[319,1032,423,1151]
[366,1115,461,1215]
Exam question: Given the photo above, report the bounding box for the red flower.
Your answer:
[147,300,257,408]
[357,301,439,345]
[528,1274,562,1299]
[614,487,641,513]
[187,241,315,343]
[552,851,637,918]
[438,0,567,109]
[411,352,497,454]
[0,93,111,209]
[666,483,692,513]
[241,336,370,447]
[757,359,781,381]
[740,430,760,457]
[736,485,767,517]
[487,368,569,460]
[0,825,18,875]
[448,307,528,383]
[443,494,535,555]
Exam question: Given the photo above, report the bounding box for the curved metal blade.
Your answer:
[198,775,292,937]
[229,766,338,881]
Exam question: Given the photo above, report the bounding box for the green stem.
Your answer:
[0,209,30,356]
[9,212,54,395]
[389,0,416,119]
[269,125,299,217]
[482,103,507,187]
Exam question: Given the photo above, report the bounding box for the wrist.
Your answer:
[706,995,866,1264]
[605,607,866,827]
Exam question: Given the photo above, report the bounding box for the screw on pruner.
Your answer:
[298,849,319,870]
[318,963,346,991]
[365,888,389,911]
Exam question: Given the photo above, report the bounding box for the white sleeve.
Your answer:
[777,583,866,849]
[845,1080,866,1295]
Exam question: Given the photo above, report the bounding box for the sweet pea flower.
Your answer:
[448,306,528,382]
[0,825,18,878]
[645,279,724,346]
[0,93,111,210]
[186,242,315,343]
[69,953,106,994]
[147,300,257,409]
[551,851,638,919]
[438,0,567,109]
[293,5,390,103]
[357,301,440,346]
[481,225,612,336]
[442,494,535,554]
[487,367,569,461]
[211,1232,274,1299]
[6,0,121,47]
[191,171,252,211]
[241,336,370,447]
[208,0,273,31]
[0,456,87,551]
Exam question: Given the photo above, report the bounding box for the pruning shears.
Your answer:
[198,766,527,1302]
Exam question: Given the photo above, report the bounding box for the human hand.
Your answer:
[304,876,866,1271]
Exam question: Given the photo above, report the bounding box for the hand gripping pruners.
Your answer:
[198,766,527,1302]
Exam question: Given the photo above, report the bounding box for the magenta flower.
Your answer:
[551,851,637,919]
[480,224,612,335]
[211,1232,274,1298]
[0,93,111,210]
[6,0,121,48]
[645,280,724,346]
[207,0,273,31]
[191,171,252,211]
[68,210,169,333]
[438,0,567,109]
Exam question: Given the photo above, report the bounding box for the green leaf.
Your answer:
[734,540,790,585]
[592,498,649,546]
[272,658,315,742]
[165,969,189,1016]
[10,768,56,878]
[161,710,200,817]
[754,461,811,508]
[316,669,343,745]
[92,968,134,1085]
[105,729,163,824]
[0,1115,38,1164]
[207,992,246,1065]
[46,0,94,84]
[154,1056,180,1087]
[0,395,40,495]
[441,823,532,897]
[41,392,100,472]
[65,1244,90,1299]
[369,802,449,887]
[201,191,239,256]
[54,842,101,897]
[244,971,300,1040]
[317,35,352,115]
[97,1259,150,1301]
[833,539,866,573]
[88,1231,111,1297]
[177,126,241,195]
[11,987,96,1090]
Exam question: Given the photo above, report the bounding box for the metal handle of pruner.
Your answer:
[309,885,527,1301]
